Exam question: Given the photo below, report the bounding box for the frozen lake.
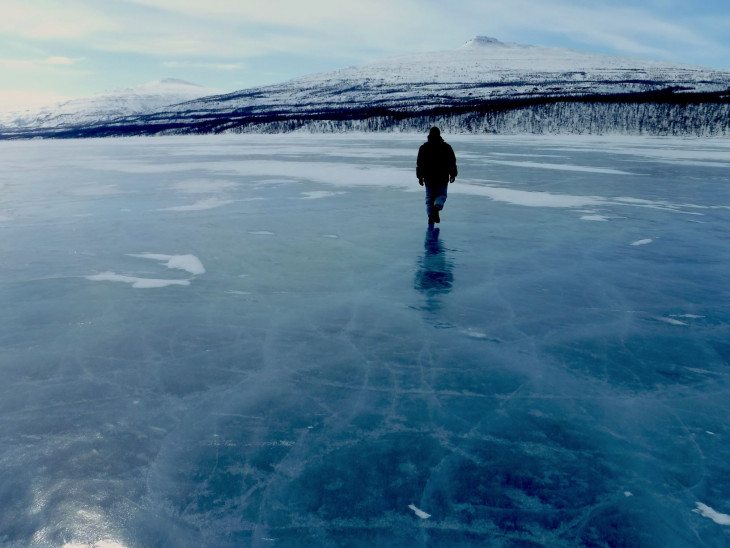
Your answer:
[1,133,730,547]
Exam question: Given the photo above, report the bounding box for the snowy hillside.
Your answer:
[2,38,729,138]
[153,36,730,119]
[0,79,218,130]
[289,35,730,98]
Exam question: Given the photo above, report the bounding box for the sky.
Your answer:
[1,0,729,111]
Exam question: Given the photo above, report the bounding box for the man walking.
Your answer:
[417,127,458,224]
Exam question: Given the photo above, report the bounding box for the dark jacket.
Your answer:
[417,135,458,187]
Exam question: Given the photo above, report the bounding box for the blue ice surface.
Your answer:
[1,133,730,547]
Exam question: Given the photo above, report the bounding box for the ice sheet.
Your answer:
[1,133,730,547]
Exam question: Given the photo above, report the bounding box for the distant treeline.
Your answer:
[223,101,730,137]
[2,90,729,139]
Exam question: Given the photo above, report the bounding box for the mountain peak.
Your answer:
[462,36,503,48]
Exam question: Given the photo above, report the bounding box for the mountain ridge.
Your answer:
[0,79,218,130]
[2,38,729,138]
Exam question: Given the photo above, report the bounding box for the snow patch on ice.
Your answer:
[86,272,190,289]
[408,504,431,519]
[62,541,127,548]
[655,316,688,326]
[685,367,715,375]
[128,253,205,275]
[458,184,607,208]
[462,328,493,340]
[86,253,204,288]
[694,503,730,525]
[455,182,710,215]
[631,238,653,246]
[171,179,239,193]
[160,197,234,211]
[69,184,123,196]
[614,196,705,213]
[485,159,634,175]
[299,191,345,199]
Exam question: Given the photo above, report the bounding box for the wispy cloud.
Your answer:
[0,89,73,111]
[163,61,245,71]
[1,0,725,65]
[111,0,724,62]
[120,0,424,30]
[0,0,114,39]
[453,0,720,60]
[0,56,84,71]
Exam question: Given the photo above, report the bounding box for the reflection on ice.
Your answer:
[414,227,454,312]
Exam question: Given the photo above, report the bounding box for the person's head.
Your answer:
[427,126,443,142]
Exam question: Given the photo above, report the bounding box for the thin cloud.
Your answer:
[2,0,723,66]
[109,0,443,59]
[0,56,84,71]
[0,89,73,111]
[0,0,114,39]
[46,56,77,65]
[120,0,424,29]
[163,61,245,71]
[454,0,718,59]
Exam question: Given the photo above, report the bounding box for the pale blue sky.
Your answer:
[1,0,729,110]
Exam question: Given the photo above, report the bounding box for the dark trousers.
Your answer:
[425,185,448,218]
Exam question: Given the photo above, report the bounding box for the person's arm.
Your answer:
[417,146,425,185]
[449,145,457,183]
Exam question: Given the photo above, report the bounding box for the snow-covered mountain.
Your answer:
[0,79,218,130]
[2,38,730,138]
